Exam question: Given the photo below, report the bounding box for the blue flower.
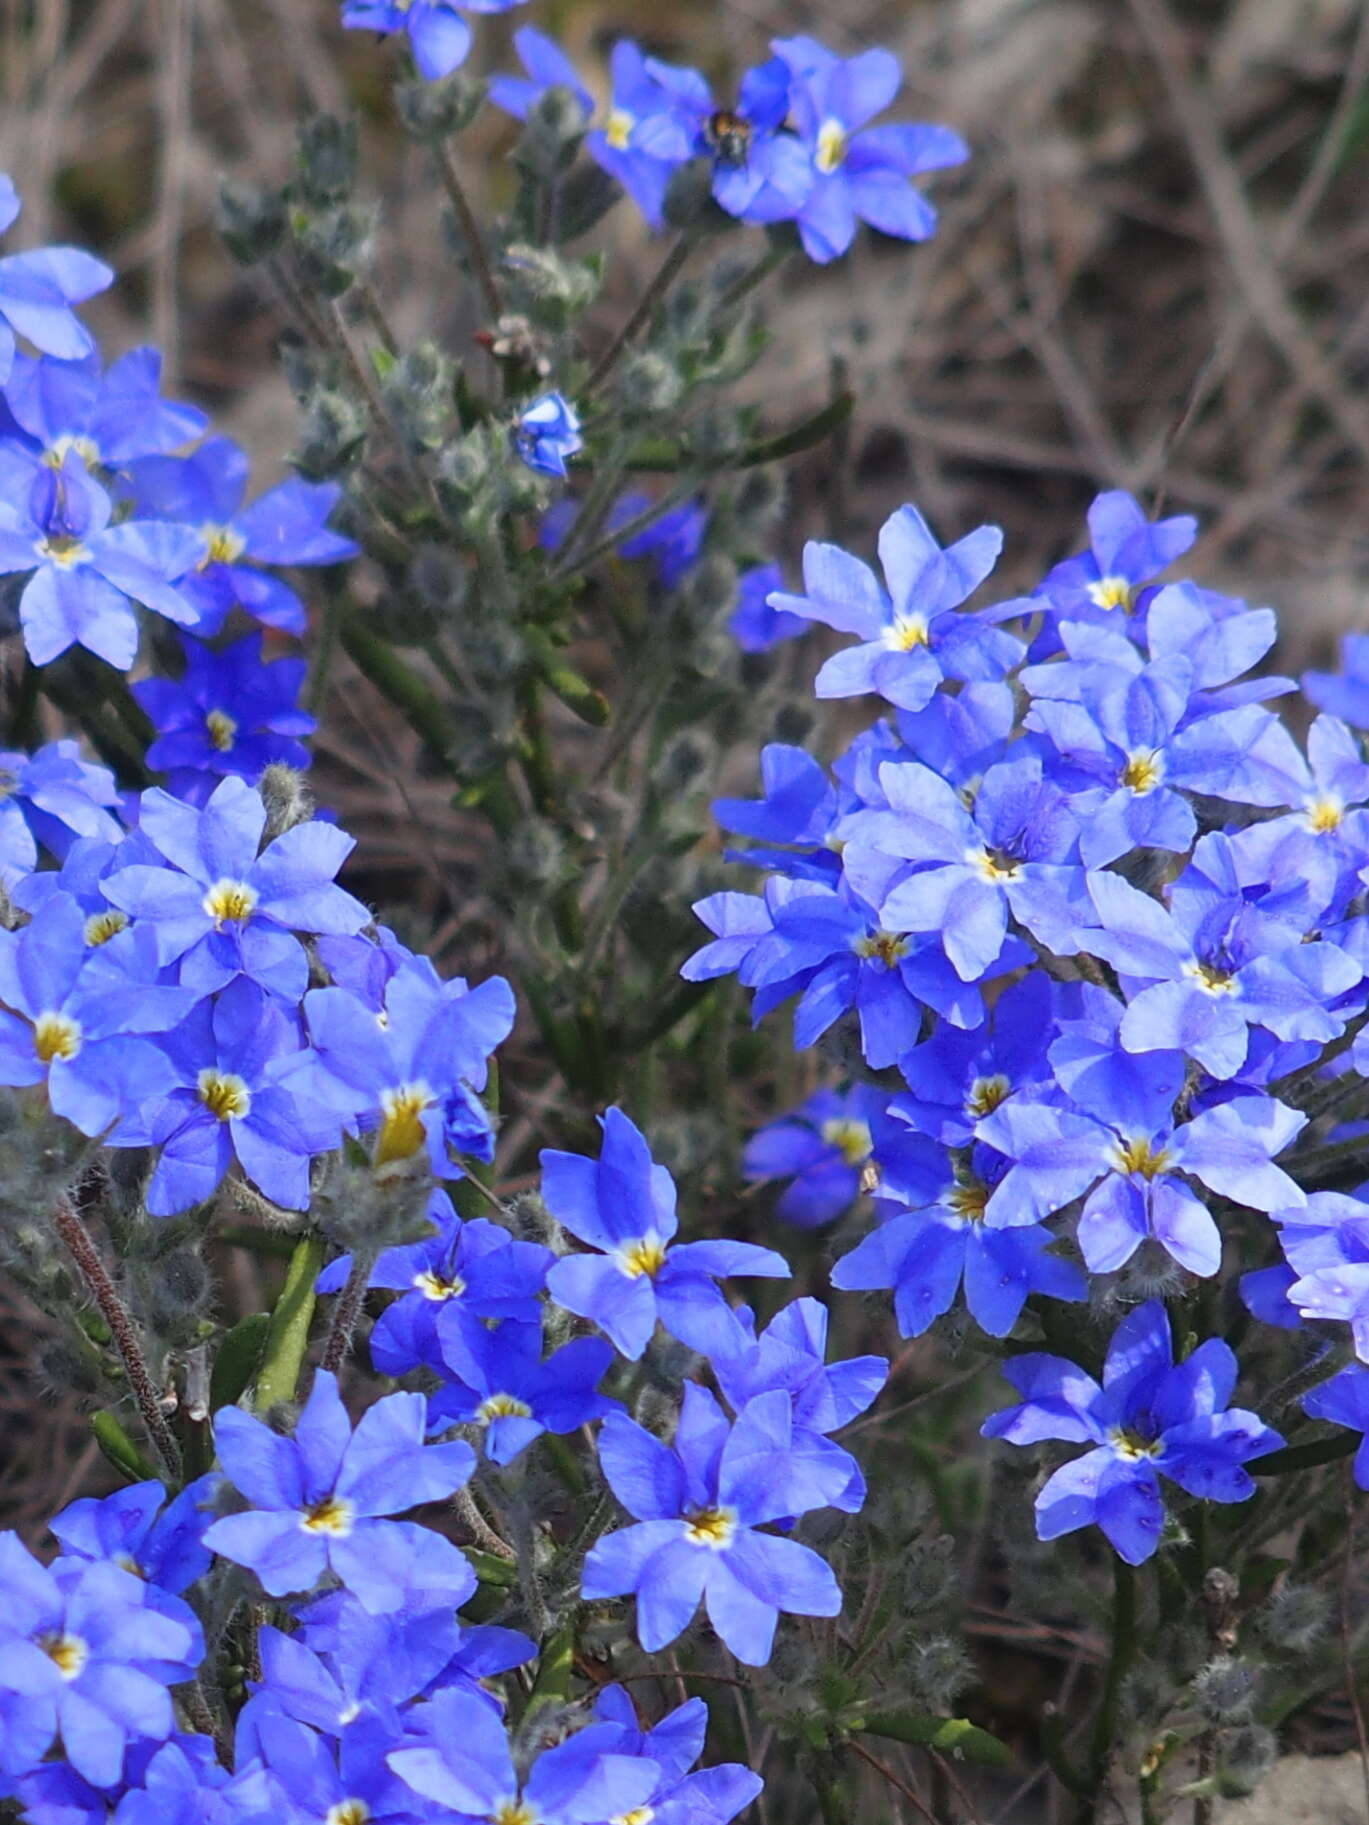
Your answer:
[0,453,204,668]
[1303,1365,1369,1488]
[894,972,1057,1148]
[127,436,356,637]
[582,1383,847,1664]
[110,1736,281,1825]
[617,495,709,588]
[741,1085,888,1228]
[110,978,342,1215]
[710,742,843,879]
[1304,632,1369,728]
[133,633,316,804]
[491,32,689,229]
[1083,850,1362,1080]
[1227,714,1369,908]
[773,36,967,263]
[428,1310,618,1462]
[305,965,514,1177]
[50,1475,220,1594]
[389,1686,661,1824]
[204,1369,477,1614]
[513,392,582,477]
[238,1706,437,1825]
[711,1297,887,1514]
[767,505,1024,713]
[0,1533,203,1787]
[833,1148,1086,1339]
[542,1107,789,1359]
[1034,489,1197,633]
[643,55,814,226]
[979,1089,1307,1278]
[0,892,195,1135]
[728,562,807,653]
[0,176,113,383]
[341,0,527,83]
[105,776,371,1003]
[317,1192,552,1374]
[982,1300,1283,1563]
[0,738,121,884]
[0,345,206,477]
[841,750,1088,984]
[592,1686,765,1825]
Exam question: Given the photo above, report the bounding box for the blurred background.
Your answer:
[2,1,1369,1746]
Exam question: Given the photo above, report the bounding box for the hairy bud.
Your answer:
[217,179,287,265]
[394,71,487,141]
[294,114,359,208]
[259,766,316,841]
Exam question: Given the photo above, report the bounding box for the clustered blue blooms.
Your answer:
[687,484,1369,1553]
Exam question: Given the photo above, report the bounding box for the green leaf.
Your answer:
[463,1547,517,1588]
[1252,1433,1358,1474]
[209,1314,271,1414]
[92,1410,161,1484]
[524,1619,576,1720]
[253,1234,325,1414]
[626,391,854,473]
[857,1712,1013,1768]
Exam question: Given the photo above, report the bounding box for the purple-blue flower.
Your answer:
[1034,489,1197,633]
[774,36,967,263]
[728,562,807,653]
[514,392,582,478]
[317,1192,552,1374]
[204,1370,477,1614]
[105,776,371,1003]
[983,1300,1283,1563]
[133,632,316,804]
[0,738,121,884]
[592,1686,765,1825]
[388,1686,661,1824]
[1304,633,1369,729]
[341,0,527,83]
[0,345,205,479]
[741,1085,887,1228]
[0,453,204,668]
[491,32,688,229]
[0,176,113,384]
[126,437,357,637]
[767,505,1024,713]
[0,892,195,1135]
[50,1476,220,1595]
[582,1384,847,1664]
[110,978,342,1215]
[0,1534,203,1787]
[643,54,814,227]
[1303,1365,1369,1488]
[427,1309,618,1462]
[542,1106,789,1359]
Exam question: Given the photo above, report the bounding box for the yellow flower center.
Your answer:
[967,846,1022,883]
[205,709,238,752]
[112,1551,145,1578]
[33,1011,82,1063]
[614,1811,656,1825]
[37,535,90,570]
[38,1632,89,1680]
[966,1074,1011,1119]
[683,1505,737,1549]
[1109,1428,1160,1461]
[1087,575,1135,613]
[948,1178,989,1222]
[1305,795,1344,833]
[1112,1136,1172,1180]
[604,107,635,151]
[855,930,909,968]
[0,770,14,800]
[1184,960,1238,997]
[83,908,129,946]
[815,118,848,174]
[198,1068,252,1122]
[475,1392,533,1424]
[201,522,247,567]
[820,1117,874,1167]
[300,1494,355,1537]
[1121,749,1164,795]
[374,1082,435,1165]
[491,1804,539,1825]
[618,1234,669,1280]
[414,1270,467,1302]
[44,433,102,469]
[202,878,258,927]
[884,612,930,651]
[326,1804,371,1825]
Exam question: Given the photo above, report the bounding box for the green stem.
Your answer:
[585,233,694,393]
[1078,1558,1137,1821]
[434,137,503,322]
[339,608,458,760]
[253,1234,325,1414]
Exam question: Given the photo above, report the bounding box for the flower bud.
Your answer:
[217,179,287,265]
[292,391,368,480]
[615,352,683,418]
[294,114,359,208]
[515,87,589,181]
[259,766,316,841]
[1192,1656,1255,1724]
[394,71,486,141]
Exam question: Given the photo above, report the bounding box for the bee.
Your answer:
[703,109,753,168]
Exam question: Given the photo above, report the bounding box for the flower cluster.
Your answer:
[690,487,1369,1556]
